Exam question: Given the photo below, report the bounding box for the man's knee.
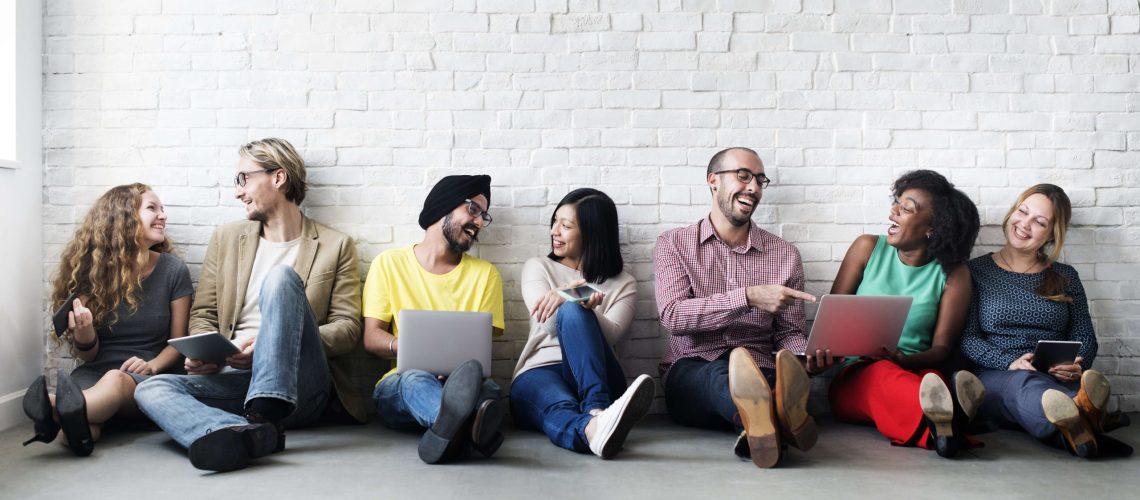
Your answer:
[260,265,303,297]
[134,374,177,405]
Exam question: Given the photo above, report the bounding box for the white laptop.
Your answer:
[396,309,493,377]
[796,295,913,357]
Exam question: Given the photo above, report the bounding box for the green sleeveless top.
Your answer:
[855,235,947,355]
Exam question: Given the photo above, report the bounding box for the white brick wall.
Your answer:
[41,1,1140,411]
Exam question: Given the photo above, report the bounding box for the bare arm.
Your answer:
[362,317,396,359]
[830,235,876,295]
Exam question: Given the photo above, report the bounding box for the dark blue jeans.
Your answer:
[975,369,1079,445]
[664,352,776,434]
[510,304,627,453]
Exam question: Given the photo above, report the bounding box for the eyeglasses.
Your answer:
[464,199,493,226]
[714,168,771,189]
[233,168,280,187]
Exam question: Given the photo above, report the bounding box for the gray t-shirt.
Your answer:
[70,252,193,387]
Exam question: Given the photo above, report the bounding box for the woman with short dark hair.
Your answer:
[510,188,655,459]
[828,170,985,458]
[961,184,1131,458]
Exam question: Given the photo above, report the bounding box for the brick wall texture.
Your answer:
[41,0,1140,411]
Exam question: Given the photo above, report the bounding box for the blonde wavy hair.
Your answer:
[1001,183,1073,303]
[238,138,308,205]
[51,183,174,344]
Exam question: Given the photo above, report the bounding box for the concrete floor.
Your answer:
[2,415,1137,500]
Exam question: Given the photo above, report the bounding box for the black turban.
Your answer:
[418,174,492,229]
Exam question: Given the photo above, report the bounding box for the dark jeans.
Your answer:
[664,352,776,434]
[975,369,1079,446]
[510,304,627,453]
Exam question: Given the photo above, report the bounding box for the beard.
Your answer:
[442,213,479,254]
[247,207,268,222]
[716,190,753,227]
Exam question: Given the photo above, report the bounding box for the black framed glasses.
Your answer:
[714,168,771,189]
[464,198,492,226]
[233,168,280,187]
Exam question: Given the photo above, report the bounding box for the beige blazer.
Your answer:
[189,216,365,422]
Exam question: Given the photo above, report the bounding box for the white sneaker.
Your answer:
[588,374,655,459]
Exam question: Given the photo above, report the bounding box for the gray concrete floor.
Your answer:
[2,415,1137,500]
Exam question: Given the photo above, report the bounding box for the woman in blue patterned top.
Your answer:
[961,184,1130,458]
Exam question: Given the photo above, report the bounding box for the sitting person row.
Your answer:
[22,140,1129,473]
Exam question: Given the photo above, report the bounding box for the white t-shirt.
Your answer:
[232,237,301,343]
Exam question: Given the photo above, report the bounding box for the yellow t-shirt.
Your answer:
[363,245,505,381]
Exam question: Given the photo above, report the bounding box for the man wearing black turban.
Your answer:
[361,174,507,464]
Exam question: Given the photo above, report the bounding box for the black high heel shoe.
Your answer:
[22,375,60,446]
[55,370,94,457]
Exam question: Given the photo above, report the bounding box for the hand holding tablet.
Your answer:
[168,332,241,365]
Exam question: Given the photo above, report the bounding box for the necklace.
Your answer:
[996,249,1039,274]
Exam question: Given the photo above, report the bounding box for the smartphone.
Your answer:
[52,291,80,337]
[556,284,602,303]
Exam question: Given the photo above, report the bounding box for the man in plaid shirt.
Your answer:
[654,147,835,468]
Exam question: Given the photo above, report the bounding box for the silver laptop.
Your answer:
[396,309,493,377]
[798,295,913,357]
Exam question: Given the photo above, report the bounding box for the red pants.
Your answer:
[829,359,942,448]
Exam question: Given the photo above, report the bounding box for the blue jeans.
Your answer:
[664,353,776,434]
[374,371,500,430]
[135,266,332,448]
[975,369,1079,445]
[510,304,628,453]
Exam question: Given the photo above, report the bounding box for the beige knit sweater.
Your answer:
[512,256,638,378]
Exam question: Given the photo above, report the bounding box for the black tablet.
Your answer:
[168,332,241,364]
[1031,340,1081,372]
[52,292,80,338]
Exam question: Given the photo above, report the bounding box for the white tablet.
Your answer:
[798,295,913,357]
[168,332,240,364]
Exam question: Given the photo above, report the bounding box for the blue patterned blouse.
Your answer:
[959,254,1097,371]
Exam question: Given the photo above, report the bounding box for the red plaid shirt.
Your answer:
[655,217,808,380]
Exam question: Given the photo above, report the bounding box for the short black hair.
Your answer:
[707,147,760,176]
[892,170,980,273]
[547,188,624,284]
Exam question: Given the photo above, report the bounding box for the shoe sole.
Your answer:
[419,360,482,464]
[55,370,94,457]
[775,349,817,452]
[953,371,986,421]
[729,349,780,468]
[1043,389,1097,458]
[189,425,279,472]
[471,398,508,458]
[597,374,655,460]
[919,373,954,440]
[22,375,61,446]
[1075,370,1110,433]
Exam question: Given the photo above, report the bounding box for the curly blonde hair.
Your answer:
[51,183,174,345]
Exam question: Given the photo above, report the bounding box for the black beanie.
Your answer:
[418,174,492,230]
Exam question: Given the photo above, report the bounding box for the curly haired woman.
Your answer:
[22,183,193,456]
[827,170,985,458]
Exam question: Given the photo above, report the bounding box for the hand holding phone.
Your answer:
[52,292,80,337]
[556,284,601,303]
